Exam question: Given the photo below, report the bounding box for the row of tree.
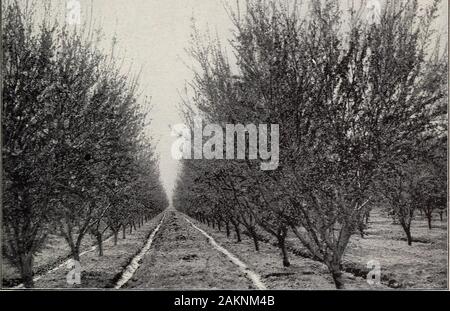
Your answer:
[174,0,447,289]
[2,3,168,287]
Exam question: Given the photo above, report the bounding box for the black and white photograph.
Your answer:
[0,0,448,302]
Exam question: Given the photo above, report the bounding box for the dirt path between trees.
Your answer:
[124,211,256,289]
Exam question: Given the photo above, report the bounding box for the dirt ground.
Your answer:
[184,215,380,290]
[125,211,379,290]
[3,232,101,287]
[341,210,448,289]
[125,211,255,289]
[243,208,447,289]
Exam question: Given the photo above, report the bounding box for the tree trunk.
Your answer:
[439,211,443,221]
[325,258,346,289]
[403,226,413,246]
[217,221,221,231]
[427,214,432,229]
[20,252,34,288]
[96,233,103,256]
[71,245,81,261]
[358,221,365,238]
[122,226,126,239]
[252,235,259,251]
[249,229,259,251]
[233,222,241,242]
[277,235,290,267]
[225,222,230,238]
[113,231,118,245]
[330,268,345,289]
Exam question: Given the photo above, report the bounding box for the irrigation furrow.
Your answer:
[114,213,166,289]
[184,217,267,290]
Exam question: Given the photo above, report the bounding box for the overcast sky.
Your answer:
[22,0,448,202]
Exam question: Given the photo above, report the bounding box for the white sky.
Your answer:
[13,0,448,202]
[88,0,242,203]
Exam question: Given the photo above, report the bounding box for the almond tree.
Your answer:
[2,3,59,287]
[2,2,168,285]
